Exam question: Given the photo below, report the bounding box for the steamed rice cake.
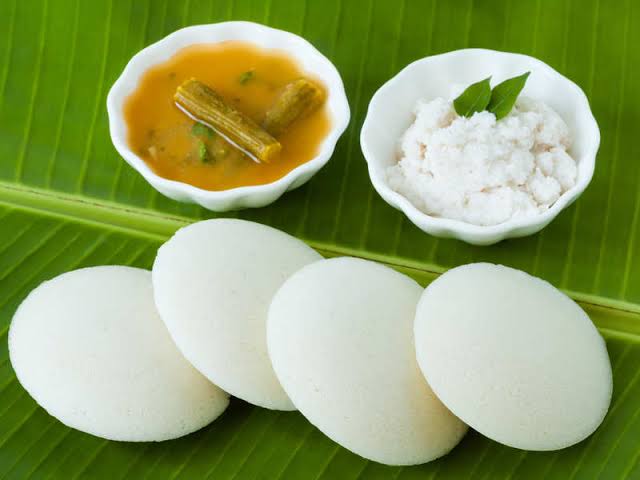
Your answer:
[414,263,612,450]
[267,257,467,465]
[9,266,228,441]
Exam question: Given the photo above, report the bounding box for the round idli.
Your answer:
[152,219,322,411]
[8,266,228,442]
[267,257,467,465]
[414,263,612,451]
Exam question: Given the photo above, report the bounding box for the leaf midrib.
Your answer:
[1,179,639,339]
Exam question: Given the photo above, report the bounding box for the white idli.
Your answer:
[8,266,228,442]
[415,263,612,451]
[152,219,322,411]
[267,257,467,465]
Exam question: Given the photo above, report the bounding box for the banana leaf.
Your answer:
[1,0,639,478]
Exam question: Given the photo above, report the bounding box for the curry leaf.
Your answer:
[453,77,492,117]
[191,122,214,138]
[239,70,255,85]
[488,72,531,119]
[197,140,209,162]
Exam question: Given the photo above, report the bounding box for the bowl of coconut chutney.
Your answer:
[360,49,599,245]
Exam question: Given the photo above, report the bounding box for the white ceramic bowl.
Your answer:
[107,22,350,211]
[360,49,599,245]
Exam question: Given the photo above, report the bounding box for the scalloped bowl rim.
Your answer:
[107,21,350,207]
[361,48,599,244]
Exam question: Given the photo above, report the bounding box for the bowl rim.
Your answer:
[107,21,350,203]
[361,48,600,243]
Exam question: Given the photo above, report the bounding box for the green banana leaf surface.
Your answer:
[1,0,640,478]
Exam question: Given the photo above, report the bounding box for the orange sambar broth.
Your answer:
[124,41,331,191]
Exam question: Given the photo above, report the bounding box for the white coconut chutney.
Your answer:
[414,263,612,451]
[387,94,577,226]
[8,266,228,442]
[267,257,467,465]
[152,218,322,411]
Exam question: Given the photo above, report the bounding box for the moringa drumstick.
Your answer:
[263,78,325,137]
[174,78,281,163]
